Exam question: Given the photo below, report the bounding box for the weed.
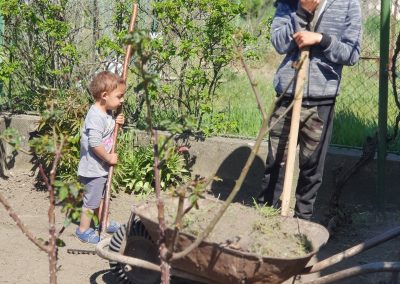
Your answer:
[253,198,280,218]
[294,233,313,254]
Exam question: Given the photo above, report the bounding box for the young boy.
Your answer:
[75,71,125,244]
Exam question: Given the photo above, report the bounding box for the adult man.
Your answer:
[256,0,362,220]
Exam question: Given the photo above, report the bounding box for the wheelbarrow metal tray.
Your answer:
[132,197,329,284]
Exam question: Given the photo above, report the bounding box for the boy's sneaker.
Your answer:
[106,220,120,234]
[94,220,121,234]
[75,228,100,244]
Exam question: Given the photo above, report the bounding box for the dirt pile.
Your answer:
[137,195,324,258]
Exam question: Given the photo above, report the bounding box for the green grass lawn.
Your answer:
[213,59,400,153]
[214,65,276,138]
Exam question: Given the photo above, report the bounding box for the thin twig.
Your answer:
[39,137,65,284]
[152,129,171,284]
[171,52,273,261]
[141,54,171,282]
[0,192,49,252]
[168,193,185,253]
[0,137,32,155]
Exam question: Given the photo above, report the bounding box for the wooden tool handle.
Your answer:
[100,3,139,234]
[280,48,310,216]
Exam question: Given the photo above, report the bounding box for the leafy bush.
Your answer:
[0,0,81,112]
[118,0,250,133]
[113,129,190,195]
[35,90,89,182]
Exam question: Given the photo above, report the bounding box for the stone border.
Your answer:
[2,114,400,210]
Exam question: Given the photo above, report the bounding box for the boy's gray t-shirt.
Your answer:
[78,105,115,177]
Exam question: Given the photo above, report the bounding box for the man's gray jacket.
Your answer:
[271,0,362,103]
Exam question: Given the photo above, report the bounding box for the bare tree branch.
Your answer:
[0,192,50,253]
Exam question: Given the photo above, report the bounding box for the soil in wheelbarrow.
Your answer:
[146,195,314,259]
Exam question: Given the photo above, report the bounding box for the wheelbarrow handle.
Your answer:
[96,237,161,272]
[96,237,212,283]
[305,261,400,284]
[302,225,400,274]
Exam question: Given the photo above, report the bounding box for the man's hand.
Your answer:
[300,0,320,13]
[293,31,323,48]
[116,114,125,126]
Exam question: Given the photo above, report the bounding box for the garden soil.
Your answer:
[1,171,400,284]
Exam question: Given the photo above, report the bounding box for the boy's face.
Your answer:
[103,83,125,110]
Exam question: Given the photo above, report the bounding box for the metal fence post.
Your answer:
[378,0,391,211]
[0,14,4,97]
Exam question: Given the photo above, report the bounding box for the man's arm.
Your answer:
[321,0,362,66]
[320,0,362,65]
[292,0,362,66]
[271,0,323,55]
[271,2,299,55]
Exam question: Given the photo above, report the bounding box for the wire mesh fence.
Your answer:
[332,0,400,152]
[1,0,399,153]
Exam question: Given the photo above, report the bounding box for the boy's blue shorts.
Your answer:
[79,176,107,209]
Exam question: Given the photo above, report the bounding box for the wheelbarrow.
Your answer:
[96,197,400,284]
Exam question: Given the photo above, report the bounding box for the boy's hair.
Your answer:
[89,71,125,100]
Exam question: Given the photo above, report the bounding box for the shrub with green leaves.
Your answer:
[0,0,80,112]
[119,0,251,134]
[35,90,89,182]
[113,129,189,195]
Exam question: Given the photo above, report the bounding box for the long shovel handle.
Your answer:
[280,48,310,216]
[100,3,139,235]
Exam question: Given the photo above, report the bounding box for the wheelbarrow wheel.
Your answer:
[109,218,161,284]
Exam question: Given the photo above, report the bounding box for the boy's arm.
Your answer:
[87,128,118,166]
[115,113,125,126]
[92,146,118,166]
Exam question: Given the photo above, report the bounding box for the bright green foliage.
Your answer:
[201,111,239,136]
[113,129,190,195]
[253,198,280,217]
[0,128,22,150]
[95,0,132,62]
[29,92,88,224]
[122,0,249,133]
[0,0,80,112]
[242,0,265,18]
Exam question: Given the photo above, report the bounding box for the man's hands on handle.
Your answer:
[294,0,323,49]
[293,31,323,48]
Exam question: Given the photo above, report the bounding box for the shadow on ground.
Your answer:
[209,146,265,205]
